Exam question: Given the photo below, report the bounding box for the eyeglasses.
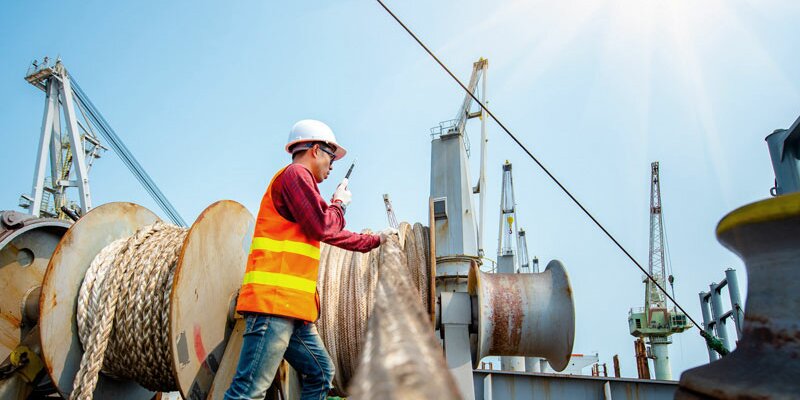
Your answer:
[317,145,336,165]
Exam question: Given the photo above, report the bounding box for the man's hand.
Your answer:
[379,227,399,244]
[332,178,352,207]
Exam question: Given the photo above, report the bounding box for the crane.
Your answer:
[21,58,186,226]
[517,229,538,273]
[430,58,488,256]
[496,161,518,274]
[383,193,399,229]
[627,162,691,380]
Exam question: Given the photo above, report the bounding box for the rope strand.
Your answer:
[317,222,431,395]
[72,222,187,399]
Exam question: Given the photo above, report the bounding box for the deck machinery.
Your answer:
[430,59,577,399]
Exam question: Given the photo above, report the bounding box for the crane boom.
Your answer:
[647,162,667,310]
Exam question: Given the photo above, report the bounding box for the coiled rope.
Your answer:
[317,222,431,394]
[71,221,187,399]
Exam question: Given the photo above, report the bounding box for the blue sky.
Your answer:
[2,0,799,379]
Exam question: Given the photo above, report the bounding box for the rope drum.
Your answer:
[72,222,187,399]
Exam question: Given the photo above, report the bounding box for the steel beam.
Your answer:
[30,80,58,216]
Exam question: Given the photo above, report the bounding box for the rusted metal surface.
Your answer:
[39,202,158,399]
[634,338,650,379]
[0,211,69,362]
[678,193,800,399]
[468,260,575,371]
[170,200,254,399]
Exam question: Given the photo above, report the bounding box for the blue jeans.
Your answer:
[224,314,335,400]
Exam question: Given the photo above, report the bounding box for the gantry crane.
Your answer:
[627,162,691,380]
[20,58,186,226]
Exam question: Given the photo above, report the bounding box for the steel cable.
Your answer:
[374,0,702,332]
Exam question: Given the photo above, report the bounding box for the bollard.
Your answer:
[677,192,800,398]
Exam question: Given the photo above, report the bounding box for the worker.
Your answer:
[225,119,395,400]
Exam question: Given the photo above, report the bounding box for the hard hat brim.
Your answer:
[285,139,347,161]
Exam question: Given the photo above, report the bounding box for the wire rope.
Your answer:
[374,0,702,331]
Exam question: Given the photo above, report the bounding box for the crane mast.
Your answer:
[647,162,667,310]
[627,161,691,381]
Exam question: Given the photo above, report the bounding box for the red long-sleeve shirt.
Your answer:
[271,163,380,252]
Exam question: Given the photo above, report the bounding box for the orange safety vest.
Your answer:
[236,166,321,321]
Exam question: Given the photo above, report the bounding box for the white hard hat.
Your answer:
[285,119,347,161]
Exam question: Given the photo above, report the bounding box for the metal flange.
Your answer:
[468,260,575,371]
[169,200,254,399]
[39,202,159,399]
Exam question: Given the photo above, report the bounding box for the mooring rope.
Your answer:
[348,229,460,399]
[317,222,432,395]
[72,221,187,399]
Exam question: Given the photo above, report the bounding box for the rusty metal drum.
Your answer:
[468,260,575,371]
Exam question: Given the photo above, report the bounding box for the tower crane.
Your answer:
[627,162,691,380]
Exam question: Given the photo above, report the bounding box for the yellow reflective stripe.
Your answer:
[250,237,320,260]
[242,271,317,294]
